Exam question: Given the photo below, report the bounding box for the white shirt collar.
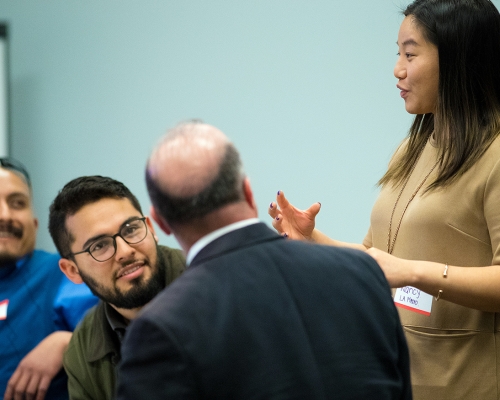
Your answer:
[186,218,260,266]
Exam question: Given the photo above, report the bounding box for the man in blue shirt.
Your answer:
[0,157,98,400]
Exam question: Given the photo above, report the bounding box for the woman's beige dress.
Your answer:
[364,135,500,400]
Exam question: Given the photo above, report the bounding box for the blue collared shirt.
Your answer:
[0,250,98,398]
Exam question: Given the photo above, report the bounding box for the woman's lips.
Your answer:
[397,85,409,98]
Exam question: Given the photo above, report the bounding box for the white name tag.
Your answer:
[394,286,432,316]
[0,299,8,320]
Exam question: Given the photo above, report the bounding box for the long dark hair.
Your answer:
[379,0,500,190]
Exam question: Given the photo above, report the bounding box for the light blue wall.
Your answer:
[2,1,496,252]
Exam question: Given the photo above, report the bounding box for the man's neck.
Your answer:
[174,203,259,255]
[0,253,31,278]
[111,304,143,323]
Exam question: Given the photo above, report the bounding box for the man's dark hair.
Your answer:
[49,175,143,259]
[146,142,244,225]
[0,157,32,192]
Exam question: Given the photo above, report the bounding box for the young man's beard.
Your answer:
[78,246,166,309]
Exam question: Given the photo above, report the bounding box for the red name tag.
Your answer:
[0,299,9,320]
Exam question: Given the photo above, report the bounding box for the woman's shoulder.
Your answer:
[486,132,500,152]
[467,133,500,180]
[387,137,410,167]
[477,133,500,164]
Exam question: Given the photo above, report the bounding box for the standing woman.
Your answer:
[269,0,500,399]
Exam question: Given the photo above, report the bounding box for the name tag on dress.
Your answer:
[394,286,432,316]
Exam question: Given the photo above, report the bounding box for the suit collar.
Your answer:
[187,218,260,265]
[190,222,283,267]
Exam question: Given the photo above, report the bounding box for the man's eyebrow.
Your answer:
[81,216,143,250]
[7,192,31,207]
[120,216,144,229]
[81,233,108,251]
[397,39,419,47]
[7,191,30,200]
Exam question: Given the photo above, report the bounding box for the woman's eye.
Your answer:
[396,52,414,59]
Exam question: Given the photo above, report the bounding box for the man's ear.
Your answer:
[59,258,84,284]
[145,216,159,242]
[243,177,257,211]
[150,206,172,235]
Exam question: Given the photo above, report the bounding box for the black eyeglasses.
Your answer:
[67,217,148,262]
[0,157,31,188]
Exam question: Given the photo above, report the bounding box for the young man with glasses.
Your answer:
[0,157,98,400]
[48,175,185,400]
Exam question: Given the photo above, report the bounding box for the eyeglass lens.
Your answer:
[89,219,147,261]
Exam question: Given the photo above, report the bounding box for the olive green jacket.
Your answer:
[63,246,185,400]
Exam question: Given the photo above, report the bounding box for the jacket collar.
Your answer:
[190,222,283,267]
[186,218,260,265]
[85,301,121,363]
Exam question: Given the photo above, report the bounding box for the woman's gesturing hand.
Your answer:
[268,190,321,241]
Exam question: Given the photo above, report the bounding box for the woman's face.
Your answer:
[394,16,439,115]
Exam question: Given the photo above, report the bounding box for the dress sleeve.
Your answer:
[484,156,500,266]
[53,276,99,331]
[363,225,373,249]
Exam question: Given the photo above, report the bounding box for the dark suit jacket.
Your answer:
[117,223,411,399]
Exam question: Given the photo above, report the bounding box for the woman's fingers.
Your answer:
[268,201,279,218]
[271,213,284,232]
[276,190,290,211]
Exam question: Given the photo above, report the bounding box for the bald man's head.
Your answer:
[146,121,245,225]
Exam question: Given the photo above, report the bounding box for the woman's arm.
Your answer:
[268,190,367,251]
[366,247,500,312]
